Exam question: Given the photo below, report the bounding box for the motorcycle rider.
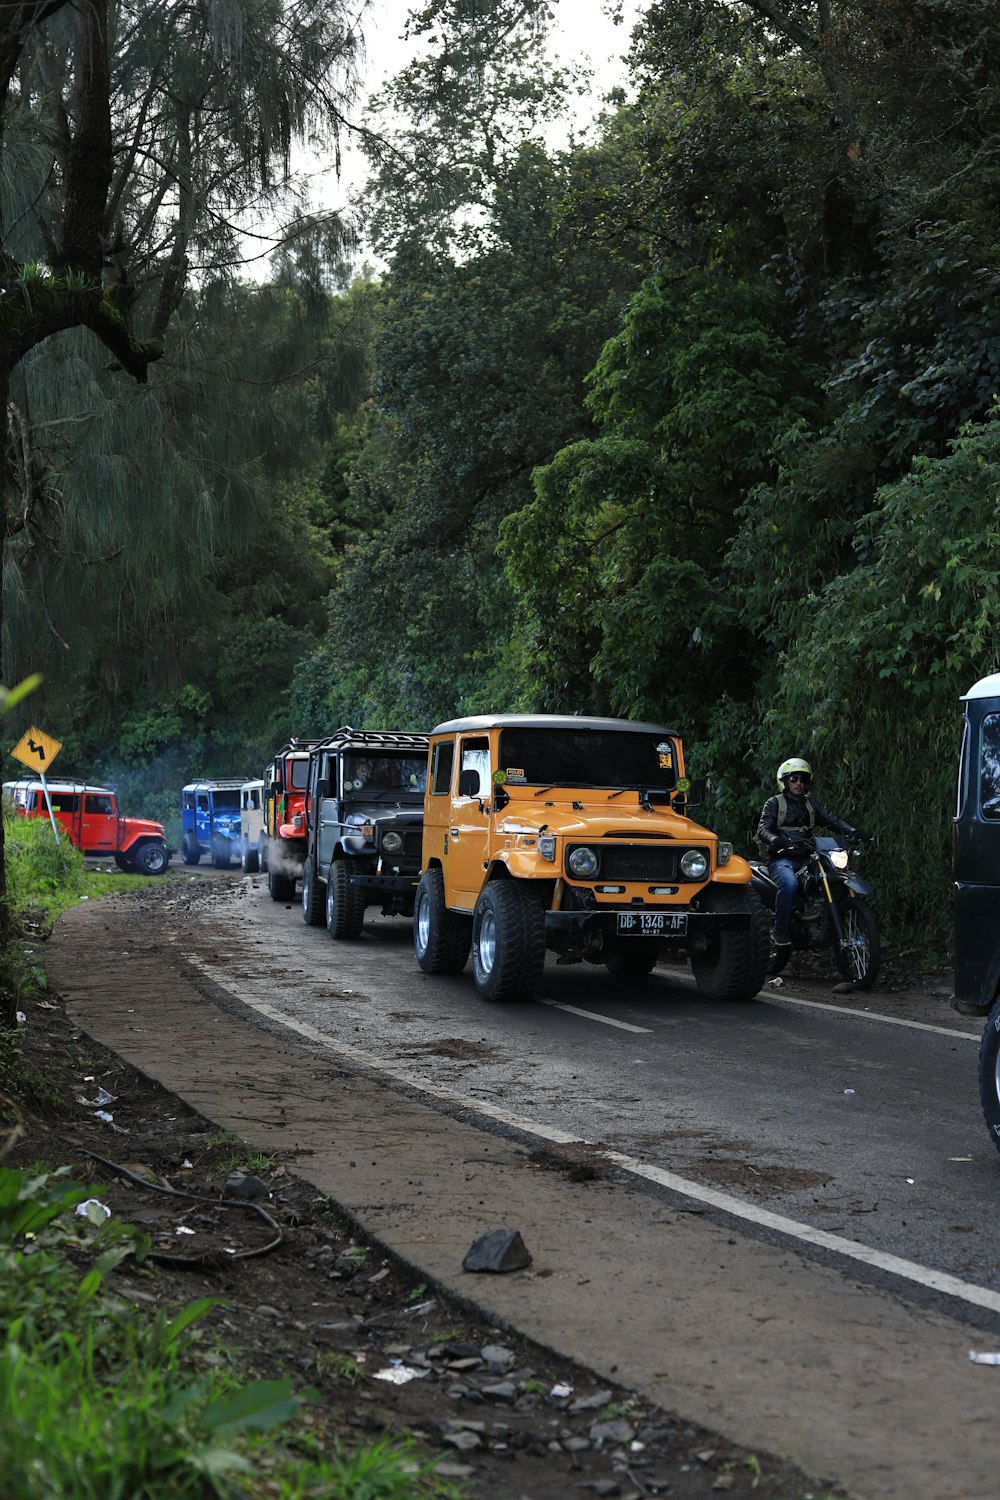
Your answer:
[757,758,869,946]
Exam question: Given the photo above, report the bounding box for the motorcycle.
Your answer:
[748,835,881,989]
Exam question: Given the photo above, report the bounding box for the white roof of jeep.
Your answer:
[430,713,681,736]
[4,777,113,796]
[964,674,1000,701]
[182,778,249,791]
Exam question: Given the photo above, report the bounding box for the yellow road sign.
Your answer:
[11,726,62,774]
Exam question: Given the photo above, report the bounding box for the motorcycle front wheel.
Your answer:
[834,896,880,989]
[978,1000,1000,1156]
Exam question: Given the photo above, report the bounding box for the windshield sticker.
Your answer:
[656,742,674,772]
[500,767,524,784]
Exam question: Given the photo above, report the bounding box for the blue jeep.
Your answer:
[181,779,248,868]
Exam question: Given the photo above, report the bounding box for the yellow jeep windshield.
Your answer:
[497,728,678,792]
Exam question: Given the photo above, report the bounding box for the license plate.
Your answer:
[617,911,687,936]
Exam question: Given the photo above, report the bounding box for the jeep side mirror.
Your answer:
[459,769,480,798]
[679,778,707,807]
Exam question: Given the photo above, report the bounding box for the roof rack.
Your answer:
[308,727,430,753]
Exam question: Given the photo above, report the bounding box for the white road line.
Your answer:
[540,999,652,1033]
[766,990,979,1042]
[184,953,1000,1318]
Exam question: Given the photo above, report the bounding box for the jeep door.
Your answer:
[195,793,211,849]
[47,790,82,846]
[81,793,117,852]
[313,750,340,873]
[448,735,492,909]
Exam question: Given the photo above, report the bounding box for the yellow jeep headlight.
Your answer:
[568,846,599,878]
[680,849,709,881]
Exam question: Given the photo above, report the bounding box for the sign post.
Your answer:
[10,726,63,844]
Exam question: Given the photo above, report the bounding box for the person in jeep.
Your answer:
[757,758,868,946]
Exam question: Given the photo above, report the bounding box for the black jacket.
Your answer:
[757,791,856,860]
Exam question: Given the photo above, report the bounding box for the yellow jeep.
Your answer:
[413,713,768,1002]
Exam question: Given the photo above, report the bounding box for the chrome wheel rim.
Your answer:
[479,909,497,974]
[416,892,430,953]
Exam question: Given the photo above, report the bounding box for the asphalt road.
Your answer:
[200,871,996,1301]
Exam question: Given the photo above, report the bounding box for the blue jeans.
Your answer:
[768,857,803,933]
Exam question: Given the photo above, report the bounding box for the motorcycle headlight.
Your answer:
[538,834,556,861]
[680,849,709,881]
[829,849,849,869]
[567,845,599,878]
[381,831,403,854]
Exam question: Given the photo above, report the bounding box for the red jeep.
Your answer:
[263,739,321,900]
[4,778,170,875]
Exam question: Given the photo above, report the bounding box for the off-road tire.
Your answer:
[240,839,259,874]
[301,860,325,926]
[211,839,231,870]
[979,999,1000,1156]
[133,840,169,876]
[604,942,660,978]
[690,884,769,1002]
[181,834,200,866]
[258,835,268,872]
[833,896,880,990]
[326,860,366,939]
[471,881,546,1002]
[414,868,472,974]
[268,861,295,902]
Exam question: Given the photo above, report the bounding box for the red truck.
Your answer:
[3,778,170,874]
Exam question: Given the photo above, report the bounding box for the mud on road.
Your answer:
[20,870,993,1499]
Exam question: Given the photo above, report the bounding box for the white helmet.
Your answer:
[776,757,812,792]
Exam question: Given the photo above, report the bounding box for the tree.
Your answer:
[0,0,362,956]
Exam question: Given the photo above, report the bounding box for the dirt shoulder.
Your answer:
[15,878,991,1500]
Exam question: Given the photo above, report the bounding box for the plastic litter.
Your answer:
[767,977,784,988]
[95,1110,114,1123]
[374,1363,429,1385]
[970,1351,1000,1365]
[175,1226,195,1236]
[843,1088,855,1096]
[403,1299,436,1317]
[550,1383,573,1399]
[77,1087,116,1108]
[74,1199,111,1223]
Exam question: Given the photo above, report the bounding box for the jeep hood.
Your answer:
[123,816,165,837]
[495,796,712,842]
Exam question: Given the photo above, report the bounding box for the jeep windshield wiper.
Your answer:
[608,785,674,798]
[532,782,593,795]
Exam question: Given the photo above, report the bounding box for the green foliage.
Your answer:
[500,270,823,722]
[3,814,89,919]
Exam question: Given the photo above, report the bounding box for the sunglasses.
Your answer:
[786,774,809,783]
